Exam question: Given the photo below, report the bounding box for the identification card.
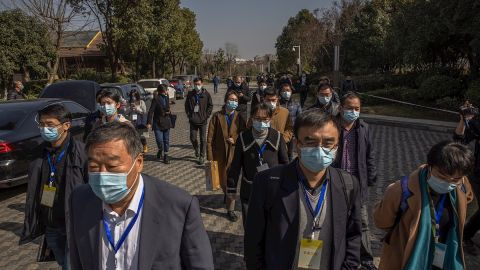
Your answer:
[256,163,269,173]
[298,238,323,270]
[40,185,56,208]
[142,131,150,138]
[432,242,446,269]
[132,114,138,121]
[194,105,200,113]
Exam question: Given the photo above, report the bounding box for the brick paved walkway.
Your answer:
[0,84,478,269]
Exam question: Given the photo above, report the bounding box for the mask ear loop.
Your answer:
[126,155,141,191]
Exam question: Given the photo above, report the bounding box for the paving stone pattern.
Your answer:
[0,84,478,269]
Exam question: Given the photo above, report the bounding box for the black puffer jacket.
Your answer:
[185,88,213,126]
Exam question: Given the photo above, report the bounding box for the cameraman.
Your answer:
[454,101,480,255]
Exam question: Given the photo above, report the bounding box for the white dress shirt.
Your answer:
[100,175,144,270]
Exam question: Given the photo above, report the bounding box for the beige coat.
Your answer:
[373,165,473,270]
[207,110,246,192]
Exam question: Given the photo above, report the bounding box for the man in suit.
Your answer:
[69,122,214,270]
[244,109,362,270]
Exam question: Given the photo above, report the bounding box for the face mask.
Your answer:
[281,91,292,100]
[266,101,277,110]
[300,147,336,173]
[260,85,267,91]
[226,100,238,110]
[343,110,360,122]
[252,120,270,132]
[194,85,202,91]
[427,174,458,194]
[89,159,139,204]
[40,126,63,142]
[235,83,242,87]
[318,96,331,105]
[100,104,117,116]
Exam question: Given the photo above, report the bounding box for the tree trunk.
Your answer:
[49,30,63,83]
[22,66,31,82]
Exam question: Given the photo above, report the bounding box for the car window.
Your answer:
[0,108,29,130]
[62,102,89,119]
[161,80,169,85]
[138,81,160,89]
[135,85,147,95]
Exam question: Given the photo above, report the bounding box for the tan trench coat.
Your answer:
[207,109,246,192]
[373,165,473,270]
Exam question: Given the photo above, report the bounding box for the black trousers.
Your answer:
[300,87,308,108]
[189,124,207,157]
[464,174,480,240]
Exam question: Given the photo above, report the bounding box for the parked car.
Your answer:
[172,75,195,91]
[40,80,101,112]
[169,79,186,99]
[100,83,152,113]
[0,99,89,187]
[137,79,176,103]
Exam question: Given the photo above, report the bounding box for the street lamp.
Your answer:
[292,45,301,75]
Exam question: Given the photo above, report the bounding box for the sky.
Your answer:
[180,0,335,59]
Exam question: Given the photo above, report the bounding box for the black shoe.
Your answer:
[227,211,238,222]
[360,261,377,270]
[194,148,199,158]
[156,150,163,159]
[164,154,171,164]
[197,156,205,165]
[464,239,480,256]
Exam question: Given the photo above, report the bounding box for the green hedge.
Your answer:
[419,75,462,101]
[361,87,419,106]
[24,80,49,98]
[466,80,480,106]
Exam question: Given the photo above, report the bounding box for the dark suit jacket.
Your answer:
[244,161,362,270]
[68,174,214,270]
[147,94,172,130]
[332,119,377,201]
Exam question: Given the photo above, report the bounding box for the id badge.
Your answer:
[256,163,269,173]
[132,114,138,121]
[194,105,200,113]
[298,238,323,269]
[40,185,56,208]
[432,243,446,269]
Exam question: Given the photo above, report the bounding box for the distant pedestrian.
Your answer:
[341,75,357,96]
[227,103,288,227]
[7,81,27,100]
[226,77,234,89]
[147,84,173,164]
[332,92,377,270]
[374,141,474,270]
[185,77,213,165]
[244,109,362,270]
[279,83,302,161]
[250,78,267,112]
[320,76,340,103]
[213,74,220,94]
[20,104,88,269]
[300,72,308,107]
[307,83,340,116]
[263,87,294,145]
[207,90,247,222]
[129,89,148,153]
[68,122,214,270]
[228,75,251,120]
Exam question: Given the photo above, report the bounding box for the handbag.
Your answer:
[205,161,221,191]
[169,114,177,129]
[135,113,148,130]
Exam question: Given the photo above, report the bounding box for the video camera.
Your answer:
[459,102,479,117]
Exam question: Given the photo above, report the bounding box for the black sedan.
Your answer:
[0,99,89,188]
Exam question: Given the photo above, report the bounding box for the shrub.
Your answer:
[419,75,462,101]
[361,87,418,106]
[355,74,386,92]
[466,80,480,107]
[23,79,49,98]
[435,97,460,111]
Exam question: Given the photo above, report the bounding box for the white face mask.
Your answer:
[260,85,267,91]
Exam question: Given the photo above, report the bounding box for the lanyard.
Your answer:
[257,143,267,164]
[301,179,329,220]
[225,112,234,128]
[194,94,200,104]
[46,143,69,187]
[427,192,447,242]
[103,187,145,254]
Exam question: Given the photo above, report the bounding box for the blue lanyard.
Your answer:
[433,194,447,238]
[301,179,329,220]
[225,112,234,128]
[194,94,200,104]
[46,143,69,186]
[103,187,145,254]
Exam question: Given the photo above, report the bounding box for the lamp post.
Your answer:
[292,45,301,76]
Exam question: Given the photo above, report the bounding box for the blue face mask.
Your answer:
[318,96,331,105]
[343,110,360,122]
[226,100,238,110]
[427,174,458,194]
[300,147,337,173]
[252,120,270,132]
[40,126,63,142]
[89,159,138,204]
[100,104,117,116]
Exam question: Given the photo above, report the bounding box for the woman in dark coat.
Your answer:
[147,84,173,164]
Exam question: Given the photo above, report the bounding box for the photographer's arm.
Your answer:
[454,115,475,144]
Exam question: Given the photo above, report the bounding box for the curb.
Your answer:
[361,114,457,134]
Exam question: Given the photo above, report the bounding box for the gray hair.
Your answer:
[86,122,143,158]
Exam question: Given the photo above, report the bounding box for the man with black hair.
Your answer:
[374,141,474,270]
[454,101,480,255]
[250,78,268,111]
[279,83,302,161]
[185,77,213,164]
[308,83,340,116]
[20,104,88,269]
[332,92,377,270]
[245,109,362,270]
[228,75,251,120]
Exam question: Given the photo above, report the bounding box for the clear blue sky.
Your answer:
[180,0,335,59]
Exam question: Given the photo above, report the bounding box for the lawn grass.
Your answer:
[361,104,459,122]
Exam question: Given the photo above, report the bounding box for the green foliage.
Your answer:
[466,80,480,106]
[435,97,460,111]
[23,80,49,98]
[419,75,462,101]
[362,87,419,106]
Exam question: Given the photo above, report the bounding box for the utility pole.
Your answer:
[292,45,301,76]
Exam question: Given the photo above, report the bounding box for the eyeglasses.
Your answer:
[298,140,338,154]
[37,123,63,129]
[252,118,271,122]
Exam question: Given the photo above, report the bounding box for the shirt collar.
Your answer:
[103,174,145,218]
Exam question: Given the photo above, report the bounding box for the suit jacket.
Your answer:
[147,94,172,130]
[244,161,362,270]
[68,174,214,270]
[332,119,377,200]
